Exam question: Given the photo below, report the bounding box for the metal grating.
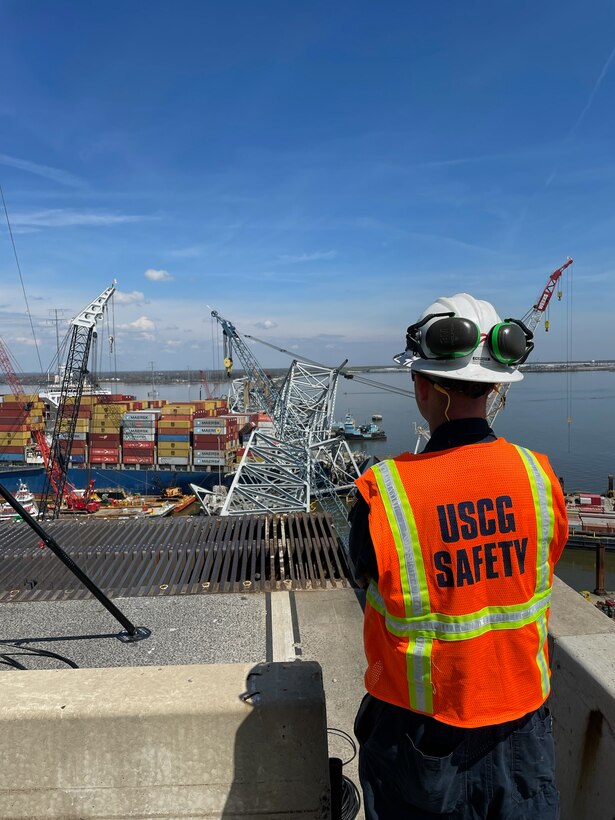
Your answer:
[0,513,352,602]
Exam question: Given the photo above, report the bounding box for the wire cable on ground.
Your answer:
[328,727,361,819]
[0,643,79,670]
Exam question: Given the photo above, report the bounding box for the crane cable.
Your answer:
[243,333,414,399]
[0,184,44,375]
[566,262,574,451]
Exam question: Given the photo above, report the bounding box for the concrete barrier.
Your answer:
[0,661,331,819]
[549,576,615,820]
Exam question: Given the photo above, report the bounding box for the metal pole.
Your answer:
[594,541,607,596]
[0,482,150,643]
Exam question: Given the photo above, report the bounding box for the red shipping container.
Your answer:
[89,455,119,463]
[0,445,26,454]
[192,409,216,418]
[193,433,234,447]
[0,402,32,411]
[122,441,156,451]
[159,413,192,422]
[90,433,121,444]
[89,447,120,458]
[122,454,155,464]
[0,414,28,424]
[0,424,29,432]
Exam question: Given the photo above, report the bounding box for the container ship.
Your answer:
[0,391,274,496]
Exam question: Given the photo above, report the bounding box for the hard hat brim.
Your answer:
[399,353,524,383]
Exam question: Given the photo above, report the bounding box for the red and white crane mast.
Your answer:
[486,258,573,424]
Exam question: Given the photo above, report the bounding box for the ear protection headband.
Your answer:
[405,312,534,365]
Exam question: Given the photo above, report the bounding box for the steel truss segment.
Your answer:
[221,429,311,515]
[210,310,356,542]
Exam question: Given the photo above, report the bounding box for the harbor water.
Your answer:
[2,370,614,593]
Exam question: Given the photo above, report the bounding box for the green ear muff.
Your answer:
[488,320,534,365]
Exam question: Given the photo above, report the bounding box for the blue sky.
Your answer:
[0,1,613,375]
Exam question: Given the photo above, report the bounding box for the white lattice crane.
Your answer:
[38,282,117,520]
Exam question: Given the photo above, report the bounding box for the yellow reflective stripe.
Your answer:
[367,581,434,713]
[513,445,555,696]
[513,445,554,596]
[372,461,429,617]
[407,637,433,714]
[371,462,433,712]
[535,611,550,697]
[368,581,551,640]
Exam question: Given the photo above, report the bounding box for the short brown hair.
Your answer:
[430,374,495,399]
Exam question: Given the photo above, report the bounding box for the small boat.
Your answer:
[0,480,39,520]
[331,413,387,441]
[566,489,615,538]
[371,414,383,421]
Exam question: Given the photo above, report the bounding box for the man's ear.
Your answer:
[413,372,431,401]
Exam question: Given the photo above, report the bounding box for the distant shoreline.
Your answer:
[10,361,615,387]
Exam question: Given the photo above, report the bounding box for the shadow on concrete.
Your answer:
[222,660,331,818]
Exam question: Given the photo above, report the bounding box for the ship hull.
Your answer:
[0,465,229,495]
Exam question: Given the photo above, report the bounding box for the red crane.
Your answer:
[199,369,214,400]
[486,258,573,424]
[0,334,102,516]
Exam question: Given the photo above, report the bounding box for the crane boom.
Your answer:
[38,282,117,519]
[486,258,573,424]
[211,310,289,433]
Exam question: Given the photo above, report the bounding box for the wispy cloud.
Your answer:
[570,43,615,136]
[12,209,145,228]
[118,316,156,332]
[254,319,278,329]
[114,290,147,305]
[0,153,85,188]
[170,245,204,258]
[277,250,337,263]
[144,268,174,282]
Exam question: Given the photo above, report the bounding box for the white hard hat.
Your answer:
[395,293,530,383]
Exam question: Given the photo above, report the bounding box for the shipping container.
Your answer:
[158,443,191,455]
[159,415,192,424]
[123,412,160,422]
[122,430,156,442]
[0,452,25,461]
[123,419,157,429]
[157,455,191,465]
[89,433,121,444]
[123,454,156,465]
[122,440,156,451]
[163,404,196,415]
[89,447,121,458]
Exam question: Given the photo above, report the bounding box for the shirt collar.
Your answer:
[422,418,496,453]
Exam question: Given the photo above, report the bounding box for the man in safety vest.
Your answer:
[350,293,568,819]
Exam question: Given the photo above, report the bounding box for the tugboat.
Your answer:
[0,480,39,520]
[332,413,386,441]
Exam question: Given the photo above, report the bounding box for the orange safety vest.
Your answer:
[355,438,568,728]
